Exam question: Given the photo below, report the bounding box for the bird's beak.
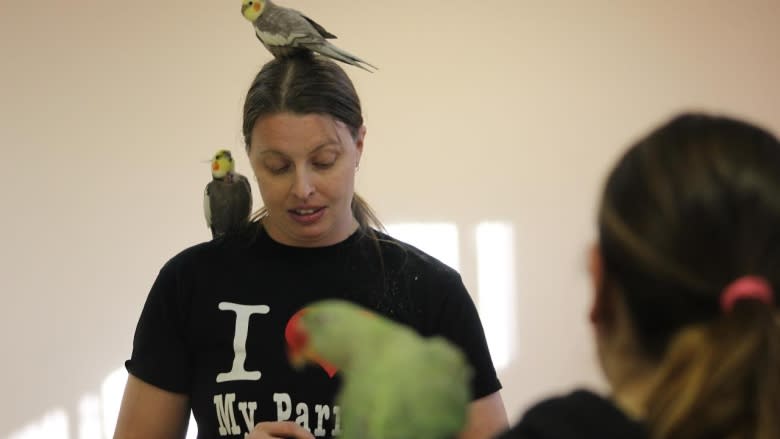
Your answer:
[241,4,249,14]
[288,346,314,370]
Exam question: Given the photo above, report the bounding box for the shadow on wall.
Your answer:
[7,221,517,439]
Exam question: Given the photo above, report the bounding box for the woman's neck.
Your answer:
[608,356,658,420]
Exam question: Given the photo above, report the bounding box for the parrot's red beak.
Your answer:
[285,310,311,369]
[284,307,340,378]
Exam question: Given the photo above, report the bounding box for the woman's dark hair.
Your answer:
[598,113,780,439]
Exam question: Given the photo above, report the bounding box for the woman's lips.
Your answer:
[288,207,326,225]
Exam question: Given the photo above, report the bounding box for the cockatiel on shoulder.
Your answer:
[285,299,473,439]
[204,149,253,239]
[240,0,377,72]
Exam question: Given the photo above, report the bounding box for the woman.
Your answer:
[497,113,780,439]
[114,53,508,439]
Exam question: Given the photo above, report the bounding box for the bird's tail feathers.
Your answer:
[313,43,378,73]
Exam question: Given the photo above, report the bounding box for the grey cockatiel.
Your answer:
[204,149,253,239]
[240,0,377,72]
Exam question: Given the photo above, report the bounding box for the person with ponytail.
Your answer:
[114,53,508,439]
[496,112,780,439]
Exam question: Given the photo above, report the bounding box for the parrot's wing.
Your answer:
[300,14,337,39]
[203,183,212,228]
[401,338,472,437]
[346,335,470,439]
[254,6,326,47]
[238,174,252,194]
[335,373,376,439]
[237,173,253,219]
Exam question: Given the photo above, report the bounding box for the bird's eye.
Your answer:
[312,313,332,326]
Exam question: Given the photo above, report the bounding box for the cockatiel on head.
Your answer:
[285,299,473,439]
[204,149,253,239]
[240,0,377,72]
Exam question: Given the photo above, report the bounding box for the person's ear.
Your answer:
[588,244,616,331]
[354,125,366,167]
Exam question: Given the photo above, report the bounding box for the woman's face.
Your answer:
[588,245,649,391]
[248,112,365,247]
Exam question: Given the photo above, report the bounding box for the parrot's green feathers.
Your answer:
[299,300,473,439]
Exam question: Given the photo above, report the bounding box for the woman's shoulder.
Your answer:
[499,389,647,439]
[369,229,460,278]
[160,236,252,273]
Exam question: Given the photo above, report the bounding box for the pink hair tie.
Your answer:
[720,276,775,313]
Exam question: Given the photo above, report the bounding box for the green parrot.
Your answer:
[240,0,377,72]
[203,149,253,239]
[285,299,473,439]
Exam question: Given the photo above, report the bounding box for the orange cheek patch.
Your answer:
[212,162,219,171]
[253,3,261,11]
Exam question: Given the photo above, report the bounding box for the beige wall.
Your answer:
[2,0,779,437]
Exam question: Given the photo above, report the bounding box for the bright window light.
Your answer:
[8,409,69,439]
[475,222,516,370]
[385,222,460,271]
[100,368,126,439]
[97,367,197,439]
[78,395,101,439]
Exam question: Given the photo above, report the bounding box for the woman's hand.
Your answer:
[246,421,316,439]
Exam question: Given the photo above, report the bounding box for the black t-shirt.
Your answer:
[495,390,647,439]
[126,227,501,438]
